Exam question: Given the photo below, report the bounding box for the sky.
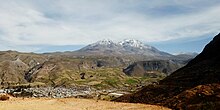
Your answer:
[0,0,220,54]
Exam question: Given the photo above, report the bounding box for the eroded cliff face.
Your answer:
[123,60,184,77]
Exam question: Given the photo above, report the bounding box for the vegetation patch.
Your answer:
[125,78,138,85]
[104,78,118,87]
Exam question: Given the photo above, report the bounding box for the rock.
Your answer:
[0,93,11,101]
[80,73,86,79]
[123,60,184,77]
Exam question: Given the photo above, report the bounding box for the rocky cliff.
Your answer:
[123,60,184,77]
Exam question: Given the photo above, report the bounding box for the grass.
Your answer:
[104,78,118,87]
[125,79,138,85]
[27,66,165,91]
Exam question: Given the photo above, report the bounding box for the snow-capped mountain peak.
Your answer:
[78,38,172,57]
[119,39,151,49]
[94,39,115,45]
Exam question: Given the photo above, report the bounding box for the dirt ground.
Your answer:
[0,98,170,110]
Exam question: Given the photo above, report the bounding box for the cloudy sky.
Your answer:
[0,0,220,54]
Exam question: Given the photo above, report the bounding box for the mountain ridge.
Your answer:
[77,39,173,59]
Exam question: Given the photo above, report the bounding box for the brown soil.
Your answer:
[0,98,170,110]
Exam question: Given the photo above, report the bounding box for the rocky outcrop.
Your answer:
[123,60,184,77]
[24,62,45,82]
[0,93,11,101]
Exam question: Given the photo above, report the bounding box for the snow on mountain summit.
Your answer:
[78,38,172,57]
[89,39,154,50]
[119,39,152,49]
[94,39,115,45]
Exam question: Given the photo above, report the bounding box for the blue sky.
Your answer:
[0,0,220,54]
[148,34,214,54]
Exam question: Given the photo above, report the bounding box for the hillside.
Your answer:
[0,51,167,90]
[123,60,184,77]
[114,33,220,109]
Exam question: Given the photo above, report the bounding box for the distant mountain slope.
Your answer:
[123,60,184,77]
[174,52,197,60]
[115,33,220,109]
[78,39,123,55]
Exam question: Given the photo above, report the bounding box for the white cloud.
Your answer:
[0,0,220,52]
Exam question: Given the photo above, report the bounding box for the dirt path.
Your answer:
[0,98,170,110]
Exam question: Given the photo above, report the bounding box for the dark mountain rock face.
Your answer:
[115,33,220,109]
[188,34,220,65]
[161,33,220,87]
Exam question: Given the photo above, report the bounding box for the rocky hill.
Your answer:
[123,60,184,77]
[0,51,46,87]
[114,33,220,109]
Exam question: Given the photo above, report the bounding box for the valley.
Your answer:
[0,40,194,101]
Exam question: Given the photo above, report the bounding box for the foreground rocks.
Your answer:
[0,93,11,101]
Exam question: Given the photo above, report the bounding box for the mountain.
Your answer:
[120,39,173,57]
[115,33,220,109]
[174,52,198,61]
[58,39,196,66]
[77,39,195,78]
[78,39,123,55]
[77,39,173,59]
